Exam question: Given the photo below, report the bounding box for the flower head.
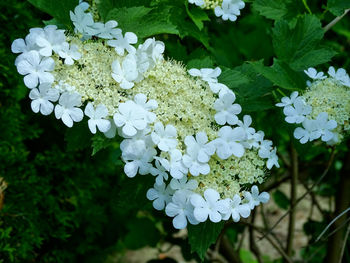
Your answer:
[29,83,60,115]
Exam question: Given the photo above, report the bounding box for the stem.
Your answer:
[302,0,312,14]
[338,222,350,263]
[286,145,298,259]
[249,211,263,263]
[324,9,350,32]
[219,235,242,263]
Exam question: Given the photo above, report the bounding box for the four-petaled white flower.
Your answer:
[54,92,84,127]
[150,157,170,186]
[213,126,245,159]
[113,100,148,137]
[169,149,188,179]
[137,38,165,73]
[237,115,260,149]
[122,139,156,177]
[214,91,242,125]
[133,93,158,123]
[328,66,350,86]
[243,185,270,209]
[147,182,174,210]
[283,97,312,124]
[91,20,121,39]
[208,82,231,96]
[294,118,317,144]
[11,32,41,65]
[276,91,299,108]
[29,83,60,115]
[165,190,199,229]
[191,189,230,223]
[35,25,66,56]
[111,54,139,89]
[84,102,111,134]
[188,0,205,7]
[58,43,81,65]
[107,32,138,56]
[312,112,337,142]
[151,122,178,152]
[188,67,221,83]
[304,67,327,80]
[222,194,251,222]
[214,0,245,22]
[16,50,55,89]
[70,1,95,37]
[170,177,198,192]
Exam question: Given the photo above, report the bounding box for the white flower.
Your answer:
[214,91,242,125]
[91,20,121,39]
[328,66,350,86]
[188,67,221,83]
[58,43,81,65]
[214,0,245,22]
[222,195,251,222]
[35,25,66,56]
[111,54,139,89]
[136,38,165,73]
[313,112,337,142]
[170,177,198,192]
[70,2,95,37]
[237,115,260,149]
[169,149,188,179]
[54,92,84,127]
[191,189,230,223]
[150,157,169,186]
[29,83,60,115]
[122,139,156,177]
[84,103,111,134]
[151,122,178,152]
[147,182,174,210]
[213,126,245,159]
[16,50,55,89]
[304,67,327,80]
[113,100,148,137]
[283,97,312,124]
[188,0,204,7]
[208,82,230,96]
[104,120,117,138]
[275,91,299,107]
[265,148,279,169]
[243,185,270,209]
[165,190,199,229]
[133,93,157,123]
[107,32,138,56]
[293,118,317,144]
[11,32,41,65]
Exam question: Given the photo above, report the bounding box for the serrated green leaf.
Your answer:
[252,0,289,20]
[91,134,112,156]
[27,0,78,28]
[272,190,290,210]
[272,15,336,70]
[185,1,210,30]
[187,56,214,69]
[187,221,225,260]
[250,59,305,90]
[327,0,350,16]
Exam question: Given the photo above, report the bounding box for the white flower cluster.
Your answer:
[276,66,350,145]
[188,0,245,22]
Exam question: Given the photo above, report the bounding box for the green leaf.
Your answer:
[272,15,336,71]
[187,56,214,69]
[272,190,290,210]
[64,121,92,152]
[327,0,350,16]
[91,134,112,156]
[27,0,78,28]
[185,2,210,30]
[249,59,305,91]
[187,221,225,260]
[252,0,289,20]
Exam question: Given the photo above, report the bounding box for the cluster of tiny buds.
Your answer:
[189,0,245,22]
[11,1,278,229]
[276,67,350,145]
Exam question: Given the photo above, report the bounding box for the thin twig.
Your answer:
[249,210,263,263]
[337,222,350,263]
[259,149,336,241]
[324,9,350,32]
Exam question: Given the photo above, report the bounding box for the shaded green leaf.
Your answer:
[327,0,350,16]
[272,190,290,210]
[91,134,112,156]
[185,1,210,30]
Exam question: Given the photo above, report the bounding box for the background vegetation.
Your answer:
[0,0,349,262]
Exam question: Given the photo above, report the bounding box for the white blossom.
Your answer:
[151,122,178,152]
[29,83,60,115]
[188,0,205,7]
[11,32,41,65]
[214,0,245,22]
[84,102,111,134]
[312,112,337,142]
[136,38,165,73]
[169,149,188,179]
[35,25,66,56]
[222,195,251,222]
[237,115,260,149]
[165,190,199,229]
[170,177,198,192]
[147,182,174,211]
[328,66,350,86]
[208,82,231,96]
[91,20,121,39]
[111,54,139,89]
[275,91,299,108]
[54,92,84,127]
[188,67,221,83]
[70,2,95,38]
[243,185,270,209]
[113,100,148,137]
[150,157,169,186]
[304,67,327,80]
[58,43,81,65]
[133,93,158,123]
[107,32,138,56]
[191,189,230,223]
[16,50,55,89]
[293,118,317,144]
[213,126,245,159]
[283,97,312,124]
[214,91,242,125]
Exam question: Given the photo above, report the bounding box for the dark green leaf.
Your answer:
[272,190,290,210]
[91,134,112,156]
[64,122,92,152]
[187,221,225,260]
[185,1,210,30]
[327,0,350,16]
[252,0,289,20]
[187,56,214,69]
